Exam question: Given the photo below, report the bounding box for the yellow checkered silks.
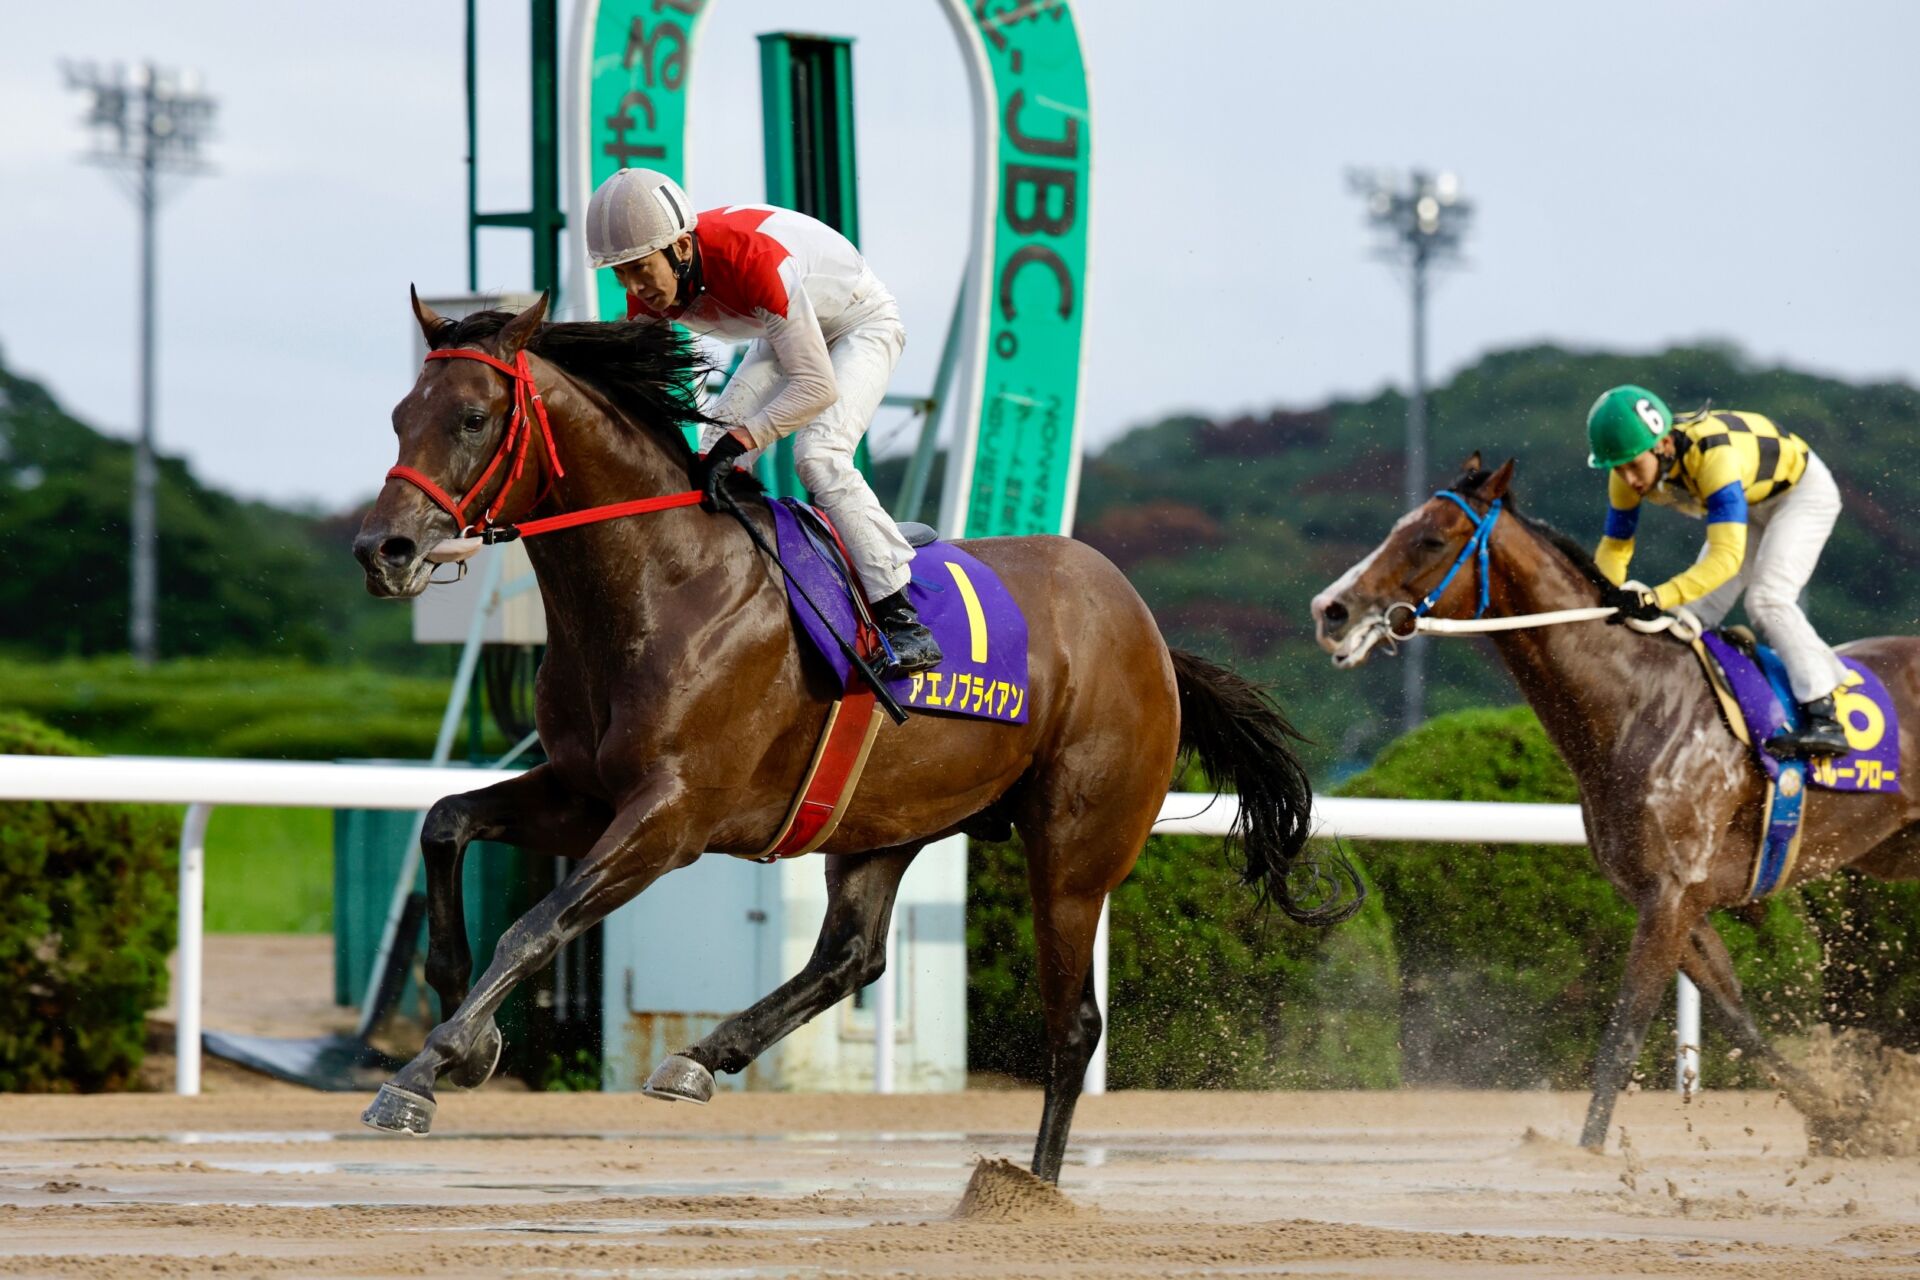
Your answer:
[1595,411,1812,608]
[1668,411,1810,511]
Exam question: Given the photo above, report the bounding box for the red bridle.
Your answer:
[387,346,701,543]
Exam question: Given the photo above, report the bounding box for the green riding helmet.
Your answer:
[1586,385,1673,469]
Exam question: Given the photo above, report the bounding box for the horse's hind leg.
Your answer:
[1027,883,1108,1183]
[647,844,922,1102]
[417,765,608,1089]
[1018,789,1154,1182]
[1682,919,1827,1108]
[1013,639,1176,1180]
[1580,892,1695,1150]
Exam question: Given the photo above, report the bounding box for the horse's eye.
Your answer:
[461,411,487,434]
[1418,535,1447,551]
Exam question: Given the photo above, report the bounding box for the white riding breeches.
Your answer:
[1686,452,1850,703]
[704,308,914,600]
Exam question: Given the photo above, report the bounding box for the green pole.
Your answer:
[530,0,562,300]
[755,32,869,500]
[466,0,478,292]
[465,1,565,302]
[758,34,798,222]
[829,39,860,246]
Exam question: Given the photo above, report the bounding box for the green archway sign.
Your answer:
[566,0,1091,539]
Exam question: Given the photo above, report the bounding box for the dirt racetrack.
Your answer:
[3,1087,1918,1278]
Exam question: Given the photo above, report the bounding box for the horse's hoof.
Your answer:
[362,1083,437,1135]
[642,1054,714,1104]
[444,1020,502,1091]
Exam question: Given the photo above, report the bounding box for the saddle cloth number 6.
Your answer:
[1835,673,1885,753]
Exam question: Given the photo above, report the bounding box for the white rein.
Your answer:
[1412,605,1618,633]
[1398,592,1702,641]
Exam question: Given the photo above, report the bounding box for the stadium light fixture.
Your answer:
[64,60,216,665]
[1346,167,1475,731]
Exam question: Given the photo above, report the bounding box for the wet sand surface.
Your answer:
[1,1090,1916,1277]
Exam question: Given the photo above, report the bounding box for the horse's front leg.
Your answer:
[1580,887,1696,1150]
[418,764,610,1088]
[646,844,921,1103]
[365,777,699,1134]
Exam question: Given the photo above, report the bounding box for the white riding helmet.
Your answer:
[584,168,698,270]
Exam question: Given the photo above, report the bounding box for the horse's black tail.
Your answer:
[1169,648,1365,926]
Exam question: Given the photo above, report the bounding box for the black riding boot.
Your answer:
[871,590,943,675]
[1767,694,1851,758]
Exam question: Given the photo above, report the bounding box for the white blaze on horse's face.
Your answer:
[355,360,505,599]
[1310,509,1426,668]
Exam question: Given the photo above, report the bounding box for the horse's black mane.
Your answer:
[434,311,757,492]
[1448,460,1612,594]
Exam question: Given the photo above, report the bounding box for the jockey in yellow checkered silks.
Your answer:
[1587,385,1850,757]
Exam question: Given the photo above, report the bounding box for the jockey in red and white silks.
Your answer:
[583,167,940,675]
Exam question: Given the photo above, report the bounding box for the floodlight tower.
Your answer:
[65,61,217,665]
[1348,168,1473,730]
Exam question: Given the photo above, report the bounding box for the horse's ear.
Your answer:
[411,285,453,349]
[496,291,550,358]
[1459,451,1484,474]
[1481,457,1517,502]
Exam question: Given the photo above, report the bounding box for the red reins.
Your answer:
[387,346,702,543]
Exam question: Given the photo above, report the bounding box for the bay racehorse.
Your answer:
[352,292,1360,1180]
[1311,455,1920,1150]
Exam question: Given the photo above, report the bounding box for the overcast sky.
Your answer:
[3,1,1916,511]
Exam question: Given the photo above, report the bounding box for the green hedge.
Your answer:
[0,712,178,1090]
[1800,870,1920,1052]
[1337,706,1822,1089]
[0,655,501,760]
[968,819,1400,1090]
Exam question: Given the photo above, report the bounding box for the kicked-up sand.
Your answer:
[0,1087,1917,1277]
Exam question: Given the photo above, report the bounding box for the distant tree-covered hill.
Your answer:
[0,347,416,668]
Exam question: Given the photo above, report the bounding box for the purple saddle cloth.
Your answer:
[1699,632,1900,793]
[766,499,1030,723]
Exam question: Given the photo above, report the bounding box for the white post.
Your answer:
[873,912,896,1094]
[1084,898,1110,1094]
[1675,973,1701,1097]
[176,802,212,1096]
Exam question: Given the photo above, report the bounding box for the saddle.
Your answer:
[737,500,1032,864]
[768,498,1031,725]
[1691,629,1901,897]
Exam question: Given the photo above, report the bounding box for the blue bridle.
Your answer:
[1411,490,1501,621]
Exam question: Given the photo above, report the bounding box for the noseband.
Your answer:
[1385,490,1501,640]
[387,346,701,545]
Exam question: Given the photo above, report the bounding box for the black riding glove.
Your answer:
[690,430,750,512]
[1604,584,1664,625]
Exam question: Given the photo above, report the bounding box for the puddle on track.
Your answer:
[405,1215,880,1236]
[515,1268,827,1279]
[1069,1143,1465,1167]
[0,1131,343,1146]
[0,1128,989,1148]
[454,1180,919,1198]
[198,1160,469,1176]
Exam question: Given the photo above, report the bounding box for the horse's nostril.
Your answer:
[378,536,417,568]
[1322,600,1348,627]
